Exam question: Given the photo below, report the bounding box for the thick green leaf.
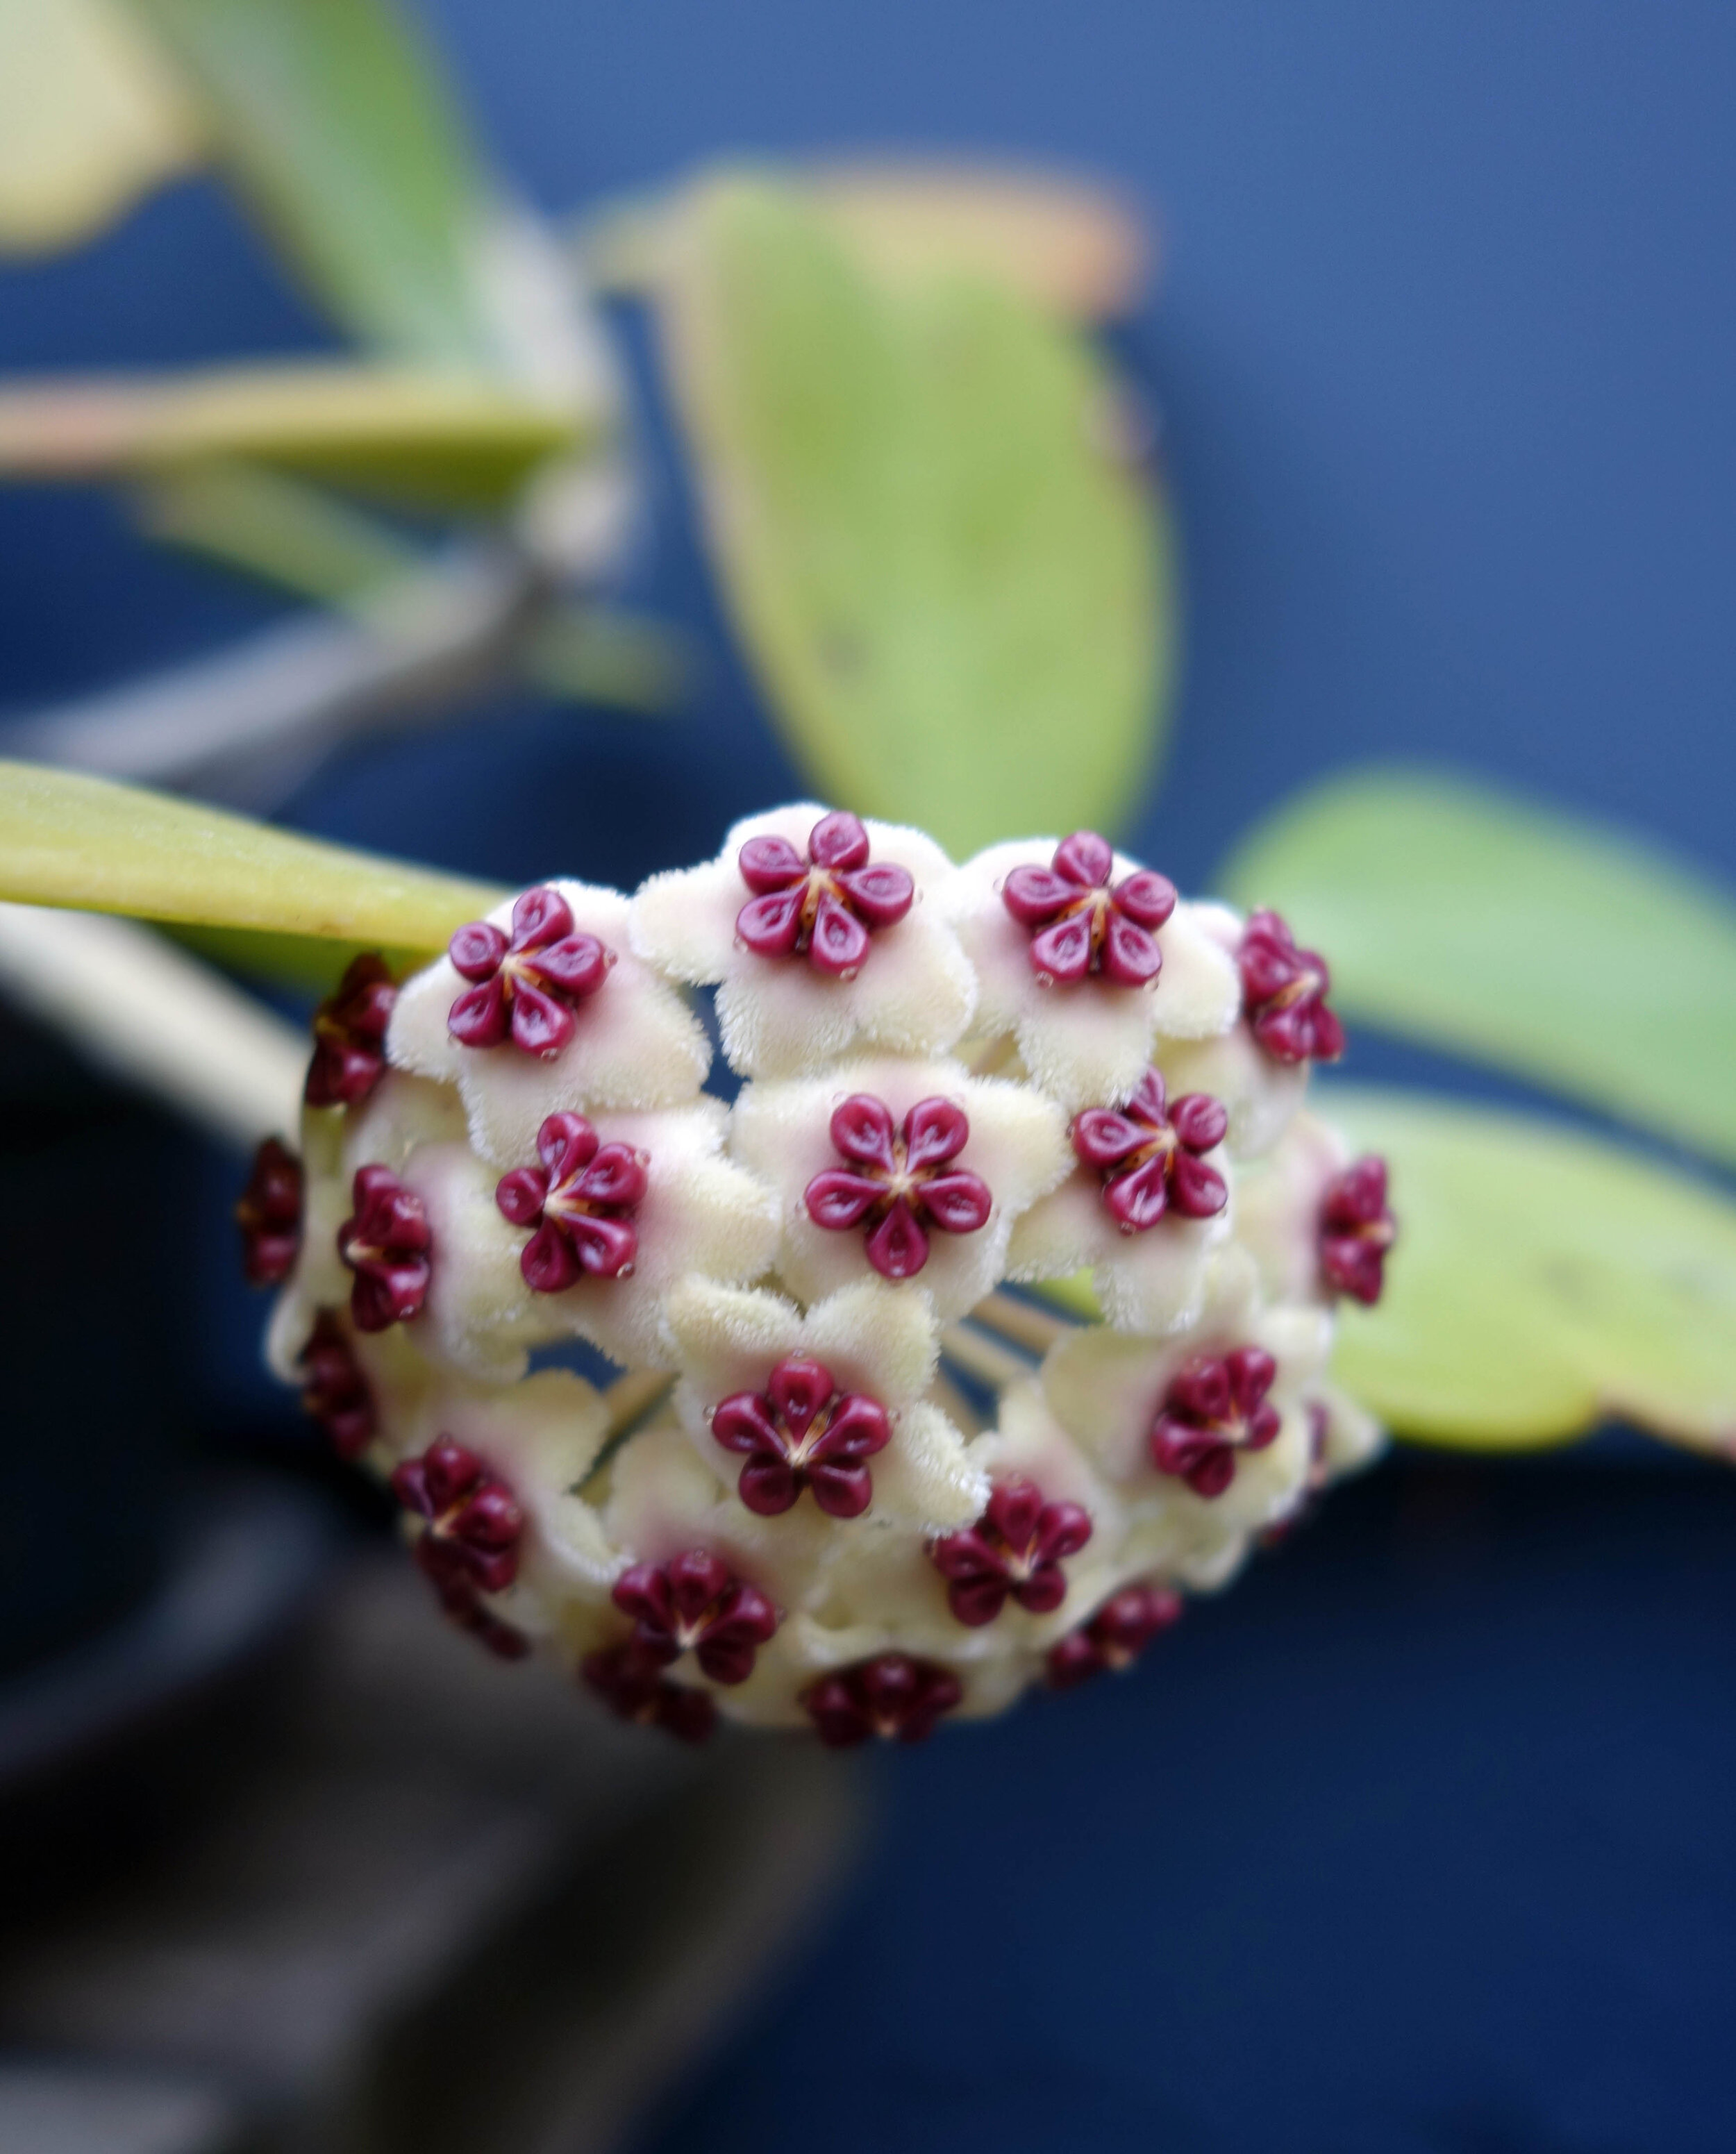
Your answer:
[0,365,584,509]
[122,0,506,368]
[1324,1085,1736,1454]
[0,0,202,256]
[1221,768,1736,1170]
[656,174,1170,855]
[0,762,506,961]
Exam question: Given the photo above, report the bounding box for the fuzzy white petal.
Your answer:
[626,853,744,982]
[1158,1024,1307,1160]
[403,1141,542,1384]
[1233,1110,1348,1301]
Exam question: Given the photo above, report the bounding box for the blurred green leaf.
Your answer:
[0,365,586,508]
[0,762,506,960]
[656,174,1171,855]
[168,921,431,992]
[137,458,422,601]
[122,0,506,367]
[584,160,1149,322]
[0,0,203,256]
[1325,1085,1736,1454]
[138,460,687,713]
[1221,769,1736,1171]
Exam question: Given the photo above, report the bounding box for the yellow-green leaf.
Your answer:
[122,0,505,369]
[585,161,1149,321]
[0,0,203,256]
[1324,1085,1736,1455]
[0,762,506,964]
[806,164,1149,320]
[1221,768,1736,1171]
[0,365,587,510]
[656,174,1171,855]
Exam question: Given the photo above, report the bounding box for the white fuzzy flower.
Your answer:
[730,1055,1071,1319]
[628,803,976,1077]
[1040,1294,1332,1538]
[943,833,1240,1108]
[413,1099,780,1376]
[662,1276,985,1533]
[387,880,710,1164]
[1007,1064,1235,1333]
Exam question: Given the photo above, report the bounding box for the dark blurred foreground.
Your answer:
[0,1520,858,2154]
[4,1446,1732,2153]
[636,1448,1736,2154]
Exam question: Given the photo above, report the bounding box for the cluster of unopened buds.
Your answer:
[241,808,1396,1746]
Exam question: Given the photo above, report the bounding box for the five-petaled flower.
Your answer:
[610,1551,779,1683]
[495,1111,646,1291]
[1047,1584,1183,1688]
[236,1137,303,1285]
[804,1094,992,1280]
[1002,830,1177,989]
[1237,910,1345,1065]
[338,1164,432,1331]
[297,1310,375,1458]
[1318,1156,1396,1305]
[804,1654,963,1746]
[583,1645,716,1743]
[710,1356,892,1519]
[447,885,614,1058]
[736,809,915,978]
[1150,1347,1282,1496]
[1072,1069,1228,1235]
[929,1476,1094,1626]
[392,1437,525,1595]
[306,953,397,1109]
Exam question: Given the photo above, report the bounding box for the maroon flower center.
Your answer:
[236,1135,303,1285]
[610,1550,779,1685]
[803,1094,992,1280]
[1237,908,1345,1064]
[1071,1067,1229,1235]
[583,1646,716,1743]
[496,1111,646,1292]
[391,1437,525,1597]
[735,810,915,979]
[803,1654,963,1747]
[305,953,397,1110]
[1318,1155,1396,1305]
[929,1475,1094,1626]
[337,1164,431,1333]
[1001,830,1176,989]
[297,1309,375,1459]
[1149,1346,1282,1498]
[710,1355,892,1519]
[1047,1583,1184,1689]
[447,886,614,1058]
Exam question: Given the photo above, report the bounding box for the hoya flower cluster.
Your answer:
[243,807,1395,1746]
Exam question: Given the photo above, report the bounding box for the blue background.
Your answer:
[3,3,1735,2147]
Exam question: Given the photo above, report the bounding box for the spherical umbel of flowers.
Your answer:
[245,808,1392,1742]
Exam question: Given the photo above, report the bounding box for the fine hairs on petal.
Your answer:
[254,811,1383,1740]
